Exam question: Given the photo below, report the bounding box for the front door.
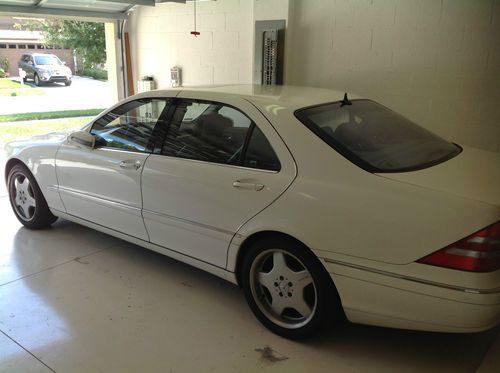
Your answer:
[56,98,171,240]
[141,96,296,267]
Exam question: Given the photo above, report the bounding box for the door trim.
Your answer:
[56,185,142,216]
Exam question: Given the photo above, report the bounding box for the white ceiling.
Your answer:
[0,0,156,20]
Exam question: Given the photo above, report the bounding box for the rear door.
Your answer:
[141,95,296,267]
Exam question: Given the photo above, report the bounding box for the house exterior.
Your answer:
[0,16,74,77]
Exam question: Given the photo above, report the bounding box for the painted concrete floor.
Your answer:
[0,194,499,372]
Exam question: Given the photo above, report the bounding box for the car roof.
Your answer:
[24,53,57,57]
[141,85,364,111]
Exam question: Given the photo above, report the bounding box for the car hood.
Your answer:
[4,131,69,157]
[377,146,500,206]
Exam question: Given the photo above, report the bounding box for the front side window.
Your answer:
[162,100,280,170]
[91,99,169,153]
[295,100,461,172]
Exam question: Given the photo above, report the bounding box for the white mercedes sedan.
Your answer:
[4,85,500,339]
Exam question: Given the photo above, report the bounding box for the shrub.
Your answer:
[0,68,6,78]
[0,57,9,73]
[82,68,108,81]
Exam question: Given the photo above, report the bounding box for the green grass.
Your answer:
[0,117,91,144]
[0,79,22,89]
[0,108,104,123]
[0,78,45,96]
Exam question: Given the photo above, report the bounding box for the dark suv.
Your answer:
[19,53,72,86]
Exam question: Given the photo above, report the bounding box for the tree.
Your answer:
[16,20,106,70]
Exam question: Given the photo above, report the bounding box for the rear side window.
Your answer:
[295,100,461,173]
[162,100,280,171]
[243,126,280,171]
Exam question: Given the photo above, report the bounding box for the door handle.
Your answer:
[232,180,265,191]
[119,159,141,170]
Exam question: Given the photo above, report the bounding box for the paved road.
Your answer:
[0,76,114,115]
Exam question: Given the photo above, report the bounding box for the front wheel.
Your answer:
[242,236,340,339]
[34,73,42,86]
[64,79,72,86]
[7,164,57,229]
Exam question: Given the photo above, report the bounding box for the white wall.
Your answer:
[128,0,253,89]
[286,0,500,152]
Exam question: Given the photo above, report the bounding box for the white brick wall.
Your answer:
[286,0,500,152]
[128,0,253,89]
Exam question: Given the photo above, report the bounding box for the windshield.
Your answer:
[295,100,461,173]
[34,55,62,66]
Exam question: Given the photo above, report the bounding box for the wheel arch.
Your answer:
[4,158,25,182]
[234,230,332,288]
[234,230,346,326]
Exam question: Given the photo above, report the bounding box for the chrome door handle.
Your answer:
[119,160,141,170]
[232,180,265,191]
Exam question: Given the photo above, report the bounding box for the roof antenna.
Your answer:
[340,92,352,107]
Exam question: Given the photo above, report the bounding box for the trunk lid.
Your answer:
[377,146,500,206]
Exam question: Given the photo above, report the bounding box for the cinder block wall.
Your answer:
[128,0,253,90]
[286,0,500,152]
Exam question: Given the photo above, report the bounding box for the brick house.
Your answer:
[0,16,75,77]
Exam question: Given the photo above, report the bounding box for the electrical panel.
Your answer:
[254,20,285,85]
[263,30,278,85]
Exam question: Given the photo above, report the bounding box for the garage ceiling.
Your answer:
[0,0,155,20]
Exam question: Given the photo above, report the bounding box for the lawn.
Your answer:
[0,78,45,96]
[0,117,92,145]
[0,108,104,122]
[0,79,23,89]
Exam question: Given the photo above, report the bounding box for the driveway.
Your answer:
[0,76,113,115]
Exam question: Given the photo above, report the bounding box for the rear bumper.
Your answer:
[325,260,500,333]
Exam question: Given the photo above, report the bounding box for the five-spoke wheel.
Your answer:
[7,164,57,229]
[11,174,37,221]
[250,249,317,329]
[242,236,340,339]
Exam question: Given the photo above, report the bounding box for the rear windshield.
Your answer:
[295,100,461,173]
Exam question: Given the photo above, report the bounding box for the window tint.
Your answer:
[91,99,169,153]
[295,100,461,172]
[243,126,280,171]
[163,101,251,164]
[162,101,280,170]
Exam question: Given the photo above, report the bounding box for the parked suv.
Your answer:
[19,53,72,86]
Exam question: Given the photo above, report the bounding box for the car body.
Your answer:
[4,85,500,338]
[18,53,72,86]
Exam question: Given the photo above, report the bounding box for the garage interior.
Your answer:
[0,0,499,372]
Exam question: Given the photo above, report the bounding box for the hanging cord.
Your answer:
[190,0,200,36]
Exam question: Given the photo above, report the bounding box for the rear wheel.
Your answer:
[242,236,340,339]
[7,164,57,229]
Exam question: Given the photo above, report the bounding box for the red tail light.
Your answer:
[417,222,500,272]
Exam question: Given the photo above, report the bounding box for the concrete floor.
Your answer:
[0,162,499,372]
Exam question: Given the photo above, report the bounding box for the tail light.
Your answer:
[417,221,500,272]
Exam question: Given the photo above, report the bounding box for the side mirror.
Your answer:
[28,61,34,66]
[62,61,66,65]
[68,130,95,149]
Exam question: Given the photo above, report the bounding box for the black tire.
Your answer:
[64,79,72,86]
[22,76,27,83]
[34,73,42,86]
[241,235,341,339]
[7,164,57,229]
